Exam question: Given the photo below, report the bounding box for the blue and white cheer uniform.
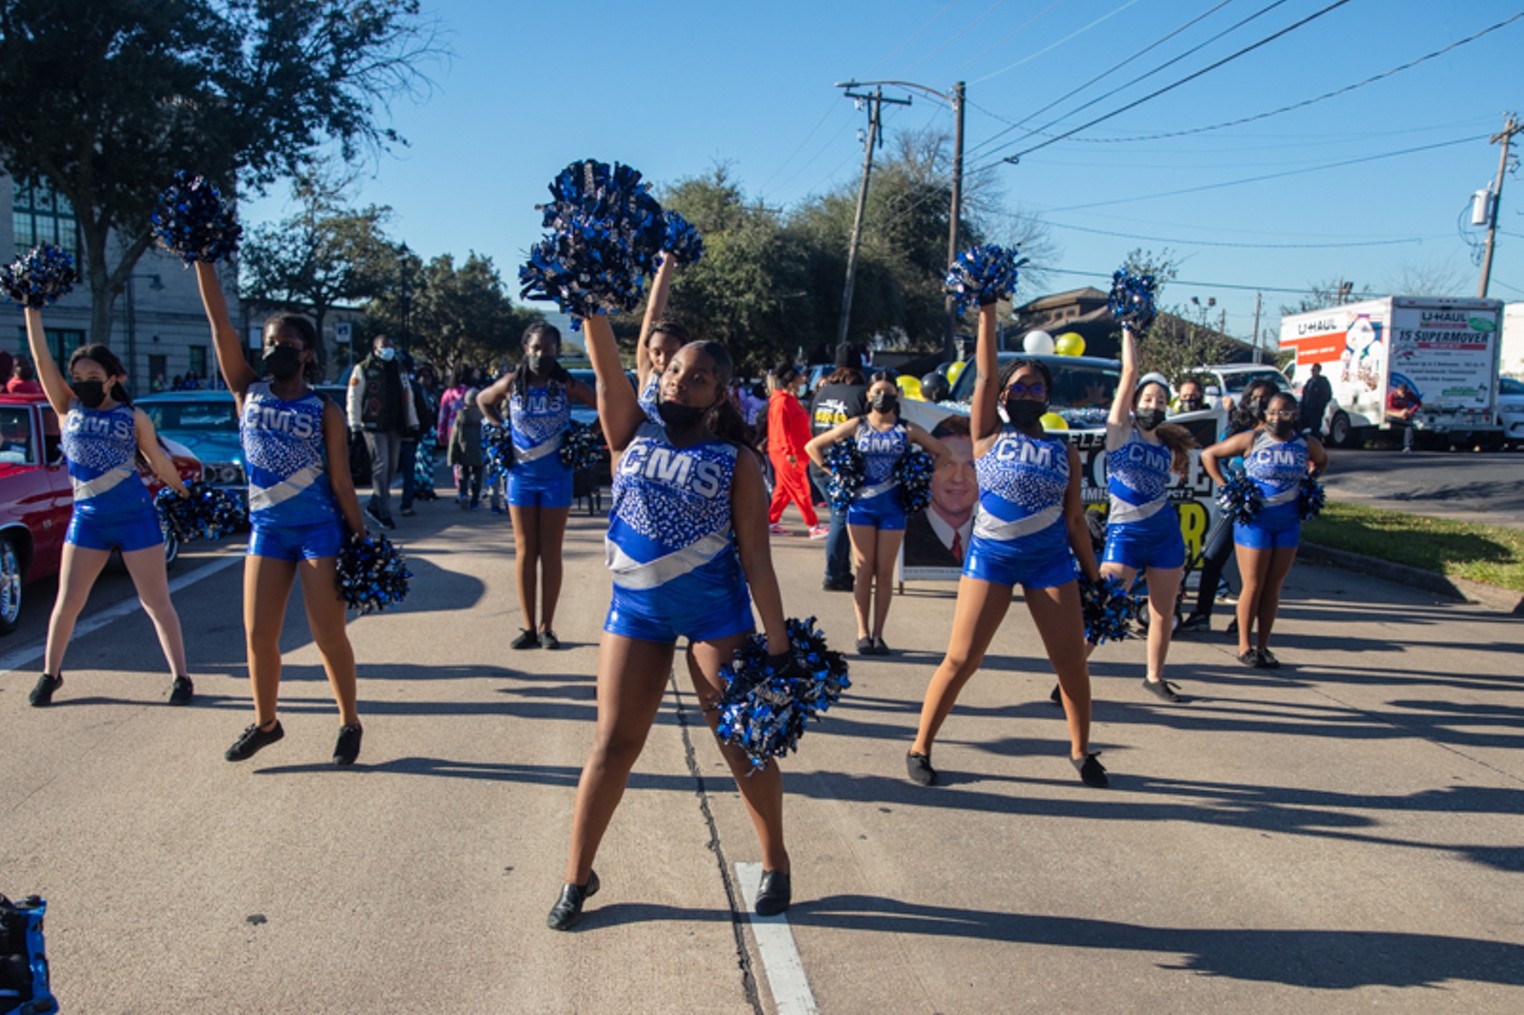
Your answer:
[1235,430,1308,550]
[241,382,344,561]
[604,424,753,644]
[847,420,909,530]
[1102,426,1184,570]
[508,383,573,509]
[62,401,162,552]
[638,374,663,426]
[964,426,1077,589]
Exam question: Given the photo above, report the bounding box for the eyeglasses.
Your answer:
[1265,410,1298,419]
[1005,383,1047,398]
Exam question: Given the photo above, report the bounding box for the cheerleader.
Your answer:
[1200,391,1327,668]
[806,372,947,655]
[635,256,689,424]
[907,303,1108,788]
[478,324,596,649]
[195,264,369,765]
[548,314,796,930]
[22,312,192,707]
[1093,324,1197,702]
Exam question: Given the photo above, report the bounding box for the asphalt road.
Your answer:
[3,497,1522,1013]
[1318,447,1524,527]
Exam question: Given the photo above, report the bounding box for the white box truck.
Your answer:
[1280,296,1504,448]
[1502,302,1524,379]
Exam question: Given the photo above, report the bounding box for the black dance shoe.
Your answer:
[225,720,284,761]
[755,870,791,917]
[872,637,891,656]
[333,724,363,766]
[1141,678,1183,703]
[855,636,874,656]
[168,675,194,706]
[29,672,62,707]
[1049,683,1063,707]
[1176,613,1210,634]
[1071,752,1109,788]
[541,629,561,650]
[906,752,937,787]
[511,628,541,650]
[547,871,600,931]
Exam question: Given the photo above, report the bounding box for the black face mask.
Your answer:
[658,399,708,429]
[74,380,107,409]
[871,393,899,415]
[264,344,303,381]
[1176,397,1203,413]
[526,353,555,377]
[1004,398,1047,427]
[1136,407,1166,432]
[1271,420,1296,439]
[1245,398,1265,420]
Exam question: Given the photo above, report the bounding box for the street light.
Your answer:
[836,78,966,360]
[397,243,413,356]
[124,272,164,392]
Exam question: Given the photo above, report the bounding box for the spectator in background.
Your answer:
[1387,381,1421,453]
[808,344,869,591]
[1173,377,1206,414]
[346,334,418,529]
[766,364,824,538]
[8,356,44,395]
[151,373,167,393]
[1300,363,1333,438]
[447,387,484,509]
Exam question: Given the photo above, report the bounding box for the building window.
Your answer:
[148,354,168,392]
[12,179,80,258]
[188,346,208,383]
[14,326,85,367]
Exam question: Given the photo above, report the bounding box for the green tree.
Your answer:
[0,0,439,344]
[366,251,539,372]
[239,169,396,342]
[1121,247,1235,381]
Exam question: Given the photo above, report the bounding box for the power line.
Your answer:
[1045,218,1436,249]
[956,0,1066,75]
[1043,267,1335,296]
[999,0,1357,163]
[970,0,1146,85]
[903,0,1010,75]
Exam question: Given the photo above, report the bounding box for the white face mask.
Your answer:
[377,346,396,362]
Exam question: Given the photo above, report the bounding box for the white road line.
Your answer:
[0,551,244,679]
[735,861,818,1015]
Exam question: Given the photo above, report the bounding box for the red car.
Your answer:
[0,393,202,635]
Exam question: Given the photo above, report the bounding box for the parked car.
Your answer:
[1192,364,1290,412]
[1498,376,1524,448]
[135,391,246,508]
[0,393,202,634]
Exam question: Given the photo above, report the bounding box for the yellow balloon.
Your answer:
[1039,412,1068,431]
[1055,332,1086,357]
[896,375,923,400]
[945,360,966,386]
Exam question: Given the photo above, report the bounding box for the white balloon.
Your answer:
[1022,330,1055,355]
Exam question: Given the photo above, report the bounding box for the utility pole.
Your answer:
[1477,112,1520,299]
[943,81,966,362]
[1251,291,1263,364]
[837,86,909,348]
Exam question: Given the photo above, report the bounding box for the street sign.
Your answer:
[335,322,352,345]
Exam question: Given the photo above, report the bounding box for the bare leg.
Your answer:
[119,544,189,677]
[537,506,571,632]
[562,633,676,884]
[243,555,299,727]
[1234,544,1272,656]
[296,556,359,727]
[688,635,789,873]
[1025,581,1092,759]
[910,576,1014,756]
[871,529,904,641]
[1143,565,1183,682]
[510,503,540,631]
[848,523,878,640]
[1256,545,1299,652]
[43,544,113,677]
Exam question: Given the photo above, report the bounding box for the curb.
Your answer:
[1301,542,1524,616]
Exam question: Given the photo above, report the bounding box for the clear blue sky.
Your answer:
[245,0,1524,348]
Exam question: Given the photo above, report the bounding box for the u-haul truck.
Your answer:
[1279,296,1503,448]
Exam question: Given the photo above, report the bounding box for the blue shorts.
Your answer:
[67,509,164,553]
[604,584,754,645]
[507,469,573,509]
[1235,515,1300,550]
[963,532,1078,590]
[1103,507,1185,571]
[248,519,346,562]
[846,490,906,531]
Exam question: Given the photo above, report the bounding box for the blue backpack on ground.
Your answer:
[0,894,54,1015]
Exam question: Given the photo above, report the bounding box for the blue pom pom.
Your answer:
[945,244,1024,315]
[518,159,667,322]
[1,244,78,309]
[1215,472,1263,524]
[481,422,515,487]
[822,440,865,511]
[1080,573,1136,645]
[1108,268,1156,329]
[893,446,935,513]
[336,533,412,615]
[659,210,704,267]
[558,420,609,472]
[152,170,242,264]
[155,481,246,543]
[712,616,851,772]
[1298,475,1326,520]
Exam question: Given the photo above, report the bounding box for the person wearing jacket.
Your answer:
[766,364,824,537]
[346,334,418,529]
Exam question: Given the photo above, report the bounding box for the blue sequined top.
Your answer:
[509,383,571,478]
[973,425,1070,547]
[240,382,338,528]
[1106,426,1172,522]
[62,402,151,517]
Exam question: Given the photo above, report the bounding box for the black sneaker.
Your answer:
[855,636,874,656]
[541,629,561,650]
[167,675,194,706]
[1072,752,1109,788]
[1237,649,1264,668]
[906,752,937,787]
[754,870,792,917]
[333,723,363,766]
[822,576,854,592]
[225,720,285,761]
[364,504,396,530]
[511,628,540,650]
[1258,648,1281,669]
[1142,677,1183,703]
[1177,613,1210,634]
[1049,683,1063,707]
[28,672,62,707]
[547,870,600,931]
[872,637,891,656]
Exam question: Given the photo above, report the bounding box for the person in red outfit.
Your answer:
[766,364,824,537]
[1386,382,1421,453]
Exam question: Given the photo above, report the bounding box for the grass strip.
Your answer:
[1305,501,1524,593]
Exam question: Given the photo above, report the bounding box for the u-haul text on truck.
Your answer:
[1280,296,1503,447]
